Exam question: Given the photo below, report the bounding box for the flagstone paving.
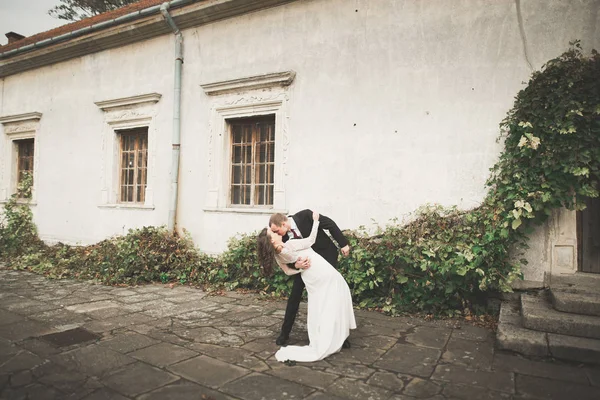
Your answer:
[0,269,599,400]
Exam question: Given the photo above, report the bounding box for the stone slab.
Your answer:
[0,382,60,400]
[102,362,179,397]
[80,388,131,400]
[140,300,203,318]
[516,374,600,400]
[130,342,198,367]
[84,307,132,320]
[37,368,89,393]
[493,352,589,384]
[4,300,60,316]
[351,334,398,350]
[403,377,442,398]
[366,371,405,392]
[51,296,105,307]
[167,355,249,389]
[325,362,376,379]
[373,343,440,377]
[28,308,91,325]
[432,364,514,393]
[451,324,495,342]
[0,309,27,326]
[51,345,136,376]
[325,347,385,364]
[82,313,156,333]
[551,290,600,317]
[498,299,522,326]
[405,325,452,349]
[117,294,163,305]
[548,333,600,365]
[0,351,45,374]
[222,372,314,400]
[65,300,121,314]
[522,294,600,339]
[97,331,160,353]
[442,383,512,399]
[138,380,237,400]
[304,391,348,400]
[10,369,33,387]
[267,364,338,390]
[442,336,494,370]
[185,326,245,346]
[585,367,600,387]
[187,343,254,364]
[324,377,392,400]
[0,338,19,358]
[495,321,549,357]
[18,338,61,358]
[550,273,600,293]
[0,320,52,341]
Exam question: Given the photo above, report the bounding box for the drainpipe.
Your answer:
[160,2,183,233]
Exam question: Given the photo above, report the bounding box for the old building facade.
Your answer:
[1,0,598,285]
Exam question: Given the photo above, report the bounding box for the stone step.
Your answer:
[550,273,600,317]
[551,290,600,317]
[496,298,600,365]
[550,273,600,293]
[496,298,550,358]
[521,293,600,340]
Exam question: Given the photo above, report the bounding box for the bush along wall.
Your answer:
[1,44,598,315]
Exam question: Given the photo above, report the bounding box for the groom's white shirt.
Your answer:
[288,217,303,239]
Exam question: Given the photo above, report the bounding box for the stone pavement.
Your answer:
[1,269,599,400]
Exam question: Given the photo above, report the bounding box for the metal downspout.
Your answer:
[160,3,183,232]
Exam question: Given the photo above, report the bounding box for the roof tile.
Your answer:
[1,0,168,53]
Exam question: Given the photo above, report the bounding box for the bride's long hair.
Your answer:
[257,228,275,276]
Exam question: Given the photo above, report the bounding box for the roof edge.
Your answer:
[0,0,298,78]
[0,0,195,59]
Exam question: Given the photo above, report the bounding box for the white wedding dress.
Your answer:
[274,220,357,362]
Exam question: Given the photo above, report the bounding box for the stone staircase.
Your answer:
[496,273,600,364]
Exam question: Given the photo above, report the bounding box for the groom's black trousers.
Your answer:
[280,247,339,337]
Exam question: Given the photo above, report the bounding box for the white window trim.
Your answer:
[0,112,42,203]
[201,72,294,213]
[95,93,160,210]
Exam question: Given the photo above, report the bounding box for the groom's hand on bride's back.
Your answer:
[295,256,311,270]
[340,245,350,257]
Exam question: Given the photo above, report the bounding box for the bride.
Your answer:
[257,211,356,362]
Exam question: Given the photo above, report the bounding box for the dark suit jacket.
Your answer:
[282,209,349,267]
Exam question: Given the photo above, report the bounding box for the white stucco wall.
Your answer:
[0,36,176,243]
[0,0,597,282]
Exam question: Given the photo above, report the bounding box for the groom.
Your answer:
[269,209,351,346]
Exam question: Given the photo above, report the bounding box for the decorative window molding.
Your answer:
[201,71,295,96]
[94,93,162,111]
[202,73,294,212]
[0,112,43,125]
[95,93,160,209]
[0,112,42,202]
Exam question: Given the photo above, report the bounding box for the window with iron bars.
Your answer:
[16,138,34,198]
[228,116,275,207]
[117,128,148,204]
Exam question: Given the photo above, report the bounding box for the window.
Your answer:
[95,93,159,209]
[201,72,293,212]
[118,128,148,203]
[0,112,41,203]
[229,116,275,206]
[16,138,34,198]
